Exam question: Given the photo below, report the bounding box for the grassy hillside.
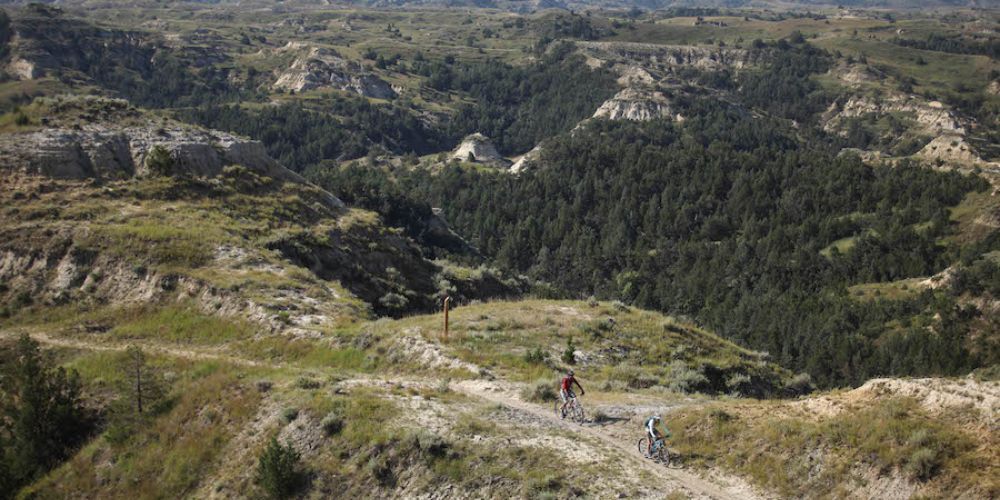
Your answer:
[2,297,794,499]
[669,377,999,499]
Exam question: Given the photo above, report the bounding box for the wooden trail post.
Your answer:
[443,296,451,341]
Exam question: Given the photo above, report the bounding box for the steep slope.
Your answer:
[0,96,521,333]
[6,298,993,499]
[3,298,791,499]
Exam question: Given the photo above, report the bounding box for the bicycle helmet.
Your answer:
[567,369,575,376]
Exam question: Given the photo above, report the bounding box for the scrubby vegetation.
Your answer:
[384,299,794,397]
[670,397,996,498]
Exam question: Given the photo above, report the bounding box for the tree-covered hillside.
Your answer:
[383,109,995,387]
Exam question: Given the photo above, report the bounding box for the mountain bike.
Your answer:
[637,437,680,468]
[554,394,585,423]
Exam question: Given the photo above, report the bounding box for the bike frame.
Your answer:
[652,439,664,452]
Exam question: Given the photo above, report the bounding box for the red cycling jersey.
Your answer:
[561,376,575,391]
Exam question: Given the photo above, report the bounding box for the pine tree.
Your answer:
[0,334,90,497]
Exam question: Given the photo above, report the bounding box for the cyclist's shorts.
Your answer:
[560,389,576,403]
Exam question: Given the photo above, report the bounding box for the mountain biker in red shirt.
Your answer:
[559,369,584,418]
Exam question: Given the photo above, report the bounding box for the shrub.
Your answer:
[321,412,344,436]
[561,337,576,365]
[709,408,733,423]
[524,347,547,364]
[726,373,752,395]
[971,364,1000,382]
[906,447,940,481]
[145,145,174,176]
[520,379,557,402]
[282,407,299,422]
[256,380,273,392]
[378,292,409,311]
[436,377,451,393]
[607,364,658,389]
[666,360,708,393]
[580,318,615,339]
[784,372,814,396]
[406,430,449,458]
[256,437,304,499]
[296,377,321,390]
[612,300,629,312]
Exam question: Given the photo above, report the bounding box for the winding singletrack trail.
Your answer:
[452,380,761,500]
[3,330,762,499]
[0,330,274,369]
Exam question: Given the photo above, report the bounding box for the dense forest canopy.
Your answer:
[383,113,993,387]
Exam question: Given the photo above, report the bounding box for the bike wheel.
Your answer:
[572,403,585,423]
[665,450,682,469]
[637,438,649,458]
[658,447,670,466]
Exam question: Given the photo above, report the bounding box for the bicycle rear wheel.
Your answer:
[658,446,670,466]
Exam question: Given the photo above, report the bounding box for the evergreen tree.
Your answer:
[0,334,91,498]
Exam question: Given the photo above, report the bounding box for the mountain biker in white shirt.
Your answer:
[645,415,671,457]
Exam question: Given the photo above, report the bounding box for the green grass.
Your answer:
[670,397,994,498]
[109,303,258,344]
[26,367,261,499]
[380,299,789,395]
[816,37,999,98]
[947,189,1000,245]
[86,220,219,268]
[233,335,374,372]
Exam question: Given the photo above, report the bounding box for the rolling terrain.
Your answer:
[0,1,998,499]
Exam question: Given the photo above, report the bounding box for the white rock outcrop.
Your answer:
[451,133,510,167]
[273,47,396,99]
[0,125,309,183]
[510,144,543,174]
[823,94,965,137]
[576,41,760,72]
[593,87,680,122]
[916,135,995,167]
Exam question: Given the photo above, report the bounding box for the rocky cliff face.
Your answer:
[577,41,764,73]
[0,123,316,185]
[451,133,510,167]
[823,93,966,137]
[2,8,158,82]
[272,47,396,99]
[593,87,681,122]
[0,97,327,190]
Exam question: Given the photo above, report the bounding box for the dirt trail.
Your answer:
[452,380,763,500]
[5,330,763,499]
[0,330,276,370]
